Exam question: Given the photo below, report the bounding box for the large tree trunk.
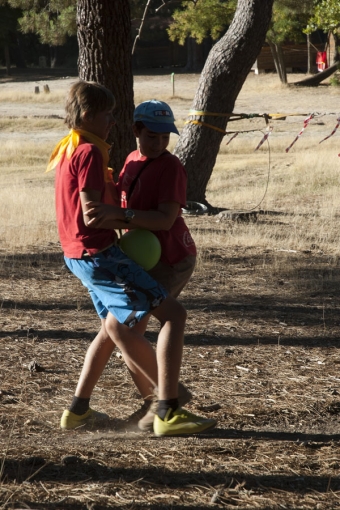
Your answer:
[77,0,136,178]
[174,0,274,204]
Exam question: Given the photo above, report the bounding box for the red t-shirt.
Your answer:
[117,150,196,265]
[55,141,117,258]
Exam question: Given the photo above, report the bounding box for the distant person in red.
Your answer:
[316,51,328,72]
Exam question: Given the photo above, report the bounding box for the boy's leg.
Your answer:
[73,316,158,402]
[105,295,185,403]
[150,296,217,436]
[60,320,117,429]
[125,314,158,399]
[151,297,186,400]
[74,319,114,399]
[63,319,157,428]
[105,312,158,391]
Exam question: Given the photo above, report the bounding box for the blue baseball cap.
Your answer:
[133,99,179,135]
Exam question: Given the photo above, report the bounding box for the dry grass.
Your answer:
[1,71,340,509]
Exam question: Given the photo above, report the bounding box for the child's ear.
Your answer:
[132,124,140,138]
[82,111,93,123]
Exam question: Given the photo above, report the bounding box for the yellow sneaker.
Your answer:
[60,408,109,430]
[153,407,217,437]
[138,382,193,432]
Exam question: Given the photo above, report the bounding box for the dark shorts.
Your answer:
[147,255,196,298]
[64,245,168,328]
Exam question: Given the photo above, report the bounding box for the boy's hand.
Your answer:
[85,201,122,226]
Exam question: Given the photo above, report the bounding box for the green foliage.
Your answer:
[267,0,313,44]
[6,0,76,45]
[329,72,340,86]
[168,0,237,45]
[168,0,314,46]
[306,0,340,34]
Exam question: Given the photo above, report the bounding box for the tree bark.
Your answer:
[332,32,340,63]
[174,0,274,204]
[77,0,136,178]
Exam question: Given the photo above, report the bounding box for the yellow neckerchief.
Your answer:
[46,128,113,182]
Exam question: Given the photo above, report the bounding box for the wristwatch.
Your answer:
[124,209,135,224]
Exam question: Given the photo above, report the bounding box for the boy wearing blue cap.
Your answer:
[87,99,199,432]
[119,100,197,430]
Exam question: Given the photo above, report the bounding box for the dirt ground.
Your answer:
[1,70,340,509]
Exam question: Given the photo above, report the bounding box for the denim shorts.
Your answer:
[64,245,168,328]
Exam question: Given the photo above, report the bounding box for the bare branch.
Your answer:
[155,0,182,13]
[132,0,153,55]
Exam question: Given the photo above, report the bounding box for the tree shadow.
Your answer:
[2,454,340,492]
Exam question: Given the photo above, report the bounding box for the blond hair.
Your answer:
[65,81,116,129]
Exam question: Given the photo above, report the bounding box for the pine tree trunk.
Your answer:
[77,0,136,178]
[4,44,10,76]
[174,0,274,204]
[307,34,311,74]
[184,37,205,72]
[268,41,287,84]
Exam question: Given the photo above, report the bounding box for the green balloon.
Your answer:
[119,229,161,271]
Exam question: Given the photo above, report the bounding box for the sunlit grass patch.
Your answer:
[0,117,64,132]
[0,89,67,104]
[0,140,53,170]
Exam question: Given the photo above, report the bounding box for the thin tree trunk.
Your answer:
[332,32,340,63]
[307,34,311,74]
[184,37,205,72]
[276,43,287,84]
[174,0,274,204]
[4,44,10,76]
[77,0,136,177]
[268,41,287,83]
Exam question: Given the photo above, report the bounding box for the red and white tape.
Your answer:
[255,127,273,151]
[285,114,314,153]
[226,132,239,145]
[319,117,340,144]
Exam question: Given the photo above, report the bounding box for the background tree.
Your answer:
[168,0,236,44]
[169,0,315,83]
[77,0,136,175]
[0,1,23,73]
[7,0,76,45]
[266,0,314,83]
[306,0,340,62]
[6,0,76,66]
[173,0,274,204]
[168,0,236,71]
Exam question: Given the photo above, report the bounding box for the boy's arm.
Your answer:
[80,189,125,228]
[85,200,180,231]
